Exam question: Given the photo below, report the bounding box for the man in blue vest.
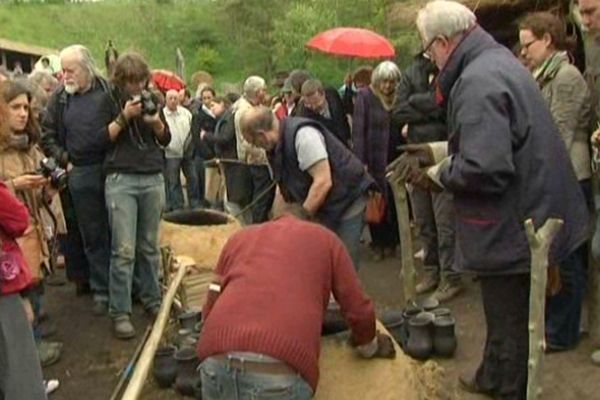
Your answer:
[240,106,374,270]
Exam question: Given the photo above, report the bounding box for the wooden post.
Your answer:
[387,173,417,304]
[121,259,191,400]
[524,218,563,400]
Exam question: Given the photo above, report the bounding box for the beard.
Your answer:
[64,82,79,94]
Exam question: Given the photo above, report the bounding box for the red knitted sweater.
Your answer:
[197,215,376,391]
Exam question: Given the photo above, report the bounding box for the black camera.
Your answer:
[140,90,158,116]
[38,157,67,191]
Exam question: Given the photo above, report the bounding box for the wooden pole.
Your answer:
[524,218,563,400]
[121,260,191,400]
[387,173,417,304]
[109,326,151,400]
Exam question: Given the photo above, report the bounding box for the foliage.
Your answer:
[0,0,419,89]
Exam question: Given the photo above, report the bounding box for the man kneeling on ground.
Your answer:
[196,203,396,400]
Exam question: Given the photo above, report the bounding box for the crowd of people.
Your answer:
[3,0,600,399]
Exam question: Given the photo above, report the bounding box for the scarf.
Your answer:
[8,133,30,151]
[370,84,396,111]
[533,51,569,87]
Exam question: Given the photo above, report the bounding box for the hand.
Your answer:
[401,124,409,139]
[398,144,435,166]
[547,265,562,297]
[123,99,143,120]
[200,129,207,140]
[386,153,421,182]
[374,332,396,359]
[407,167,442,192]
[11,174,48,190]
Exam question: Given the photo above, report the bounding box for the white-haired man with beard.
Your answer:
[41,44,115,316]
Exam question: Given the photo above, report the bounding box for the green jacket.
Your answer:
[536,51,592,181]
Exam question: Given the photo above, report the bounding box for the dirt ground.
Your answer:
[44,245,600,400]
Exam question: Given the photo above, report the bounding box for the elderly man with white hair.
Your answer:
[230,75,274,224]
[41,44,115,315]
[162,89,199,211]
[390,1,589,397]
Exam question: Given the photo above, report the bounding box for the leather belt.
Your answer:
[211,354,296,375]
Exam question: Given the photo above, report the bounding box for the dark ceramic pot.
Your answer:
[432,307,451,318]
[433,316,457,357]
[401,305,423,348]
[153,345,178,388]
[380,310,405,347]
[179,311,201,331]
[406,315,433,360]
[174,347,200,397]
[415,296,439,312]
[322,309,349,336]
[177,328,192,348]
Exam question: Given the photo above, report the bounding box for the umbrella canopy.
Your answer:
[306,27,395,59]
[151,69,186,93]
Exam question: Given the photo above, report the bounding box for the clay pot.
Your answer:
[405,315,433,360]
[194,321,203,334]
[415,311,435,326]
[415,296,439,311]
[153,345,178,388]
[179,311,201,331]
[174,347,200,397]
[432,308,451,318]
[322,309,349,335]
[401,305,423,348]
[177,329,192,348]
[433,316,457,357]
[380,310,405,346]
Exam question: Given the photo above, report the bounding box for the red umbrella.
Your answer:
[151,69,186,92]
[306,27,395,59]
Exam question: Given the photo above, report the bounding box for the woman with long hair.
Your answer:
[0,79,64,367]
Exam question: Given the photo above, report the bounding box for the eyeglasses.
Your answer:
[520,39,539,51]
[422,35,443,56]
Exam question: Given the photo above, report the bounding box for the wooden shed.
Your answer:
[0,37,58,74]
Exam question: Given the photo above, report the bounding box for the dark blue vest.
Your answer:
[271,117,374,229]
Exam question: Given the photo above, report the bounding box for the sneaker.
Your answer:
[432,281,464,303]
[37,341,63,367]
[44,379,60,395]
[415,274,439,294]
[92,300,108,316]
[113,316,136,340]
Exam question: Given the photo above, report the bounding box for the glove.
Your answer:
[407,167,442,192]
[374,332,396,359]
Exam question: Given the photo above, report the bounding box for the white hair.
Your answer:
[59,44,101,80]
[243,76,266,102]
[371,61,401,86]
[416,0,477,44]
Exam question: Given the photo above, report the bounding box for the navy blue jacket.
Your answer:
[437,26,589,275]
[270,117,374,230]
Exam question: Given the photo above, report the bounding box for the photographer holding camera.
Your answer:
[0,80,66,366]
[105,52,170,339]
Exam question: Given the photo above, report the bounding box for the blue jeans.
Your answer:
[105,173,164,317]
[546,244,587,349]
[200,354,313,400]
[333,208,365,271]
[68,164,111,301]
[164,157,201,211]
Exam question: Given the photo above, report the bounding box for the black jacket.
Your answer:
[41,77,117,167]
[392,55,447,144]
[204,109,236,160]
[191,106,217,159]
[297,87,352,147]
[271,117,374,229]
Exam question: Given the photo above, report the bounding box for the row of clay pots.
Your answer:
[154,346,202,397]
[381,302,457,360]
